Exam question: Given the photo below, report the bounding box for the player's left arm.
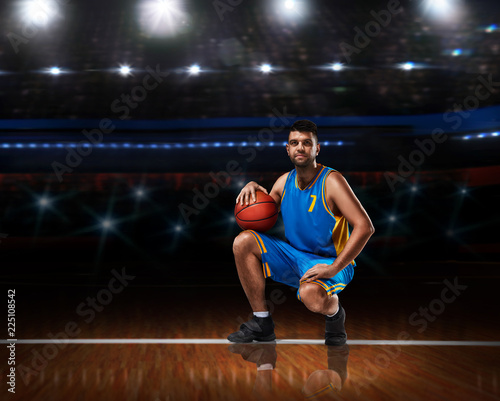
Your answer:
[301,172,375,282]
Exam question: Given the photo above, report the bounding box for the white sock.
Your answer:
[326,306,339,318]
[254,311,270,318]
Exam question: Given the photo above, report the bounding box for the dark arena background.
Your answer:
[1,0,500,400]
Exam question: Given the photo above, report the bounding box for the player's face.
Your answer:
[286,131,320,167]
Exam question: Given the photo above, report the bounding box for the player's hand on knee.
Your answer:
[300,263,334,283]
[236,181,269,206]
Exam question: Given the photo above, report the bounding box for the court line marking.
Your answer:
[2,339,500,346]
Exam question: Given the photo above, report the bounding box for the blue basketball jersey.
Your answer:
[280,164,355,266]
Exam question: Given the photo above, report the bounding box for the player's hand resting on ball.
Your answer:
[236,181,269,206]
[300,263,338,283]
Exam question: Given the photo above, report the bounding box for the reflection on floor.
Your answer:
[4,343,500,401]
[1,271,499,400]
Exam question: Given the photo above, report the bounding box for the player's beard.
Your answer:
[291,153,314,167]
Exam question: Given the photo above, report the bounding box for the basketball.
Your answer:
[234,191,278,232]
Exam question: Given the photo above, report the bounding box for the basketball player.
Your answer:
[228,120,374,345]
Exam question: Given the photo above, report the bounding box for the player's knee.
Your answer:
[233,231,256,256]
[299,283,326,313]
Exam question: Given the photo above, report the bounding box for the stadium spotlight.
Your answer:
[188,64,201,75]
[276,0,307,19]
[421,0,464,22]
[49,67,61,75]
[119,65,132,76]
[432,0,452,12]
[18,0,60,27]
[486,24,498,33]
[331,62,343,71]
[260,64,272,74]
[38,196,51,208]
[101,218,114,230]
[137,0,190,37]
[401,62,414,71]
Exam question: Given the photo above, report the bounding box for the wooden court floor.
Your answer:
[1,272,499,400]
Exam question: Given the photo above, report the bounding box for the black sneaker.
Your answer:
[227,315,276,343]
[325,304,347,346]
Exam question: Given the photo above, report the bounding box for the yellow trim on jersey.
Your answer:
[297,282,347,301]
[321,282,346,292]
[262,262,271,278]
[327,284,346,295]
[321,170,355,266]
[248,230,267,254]
[280,172,291,200]
[248,230,271,278]
[321,170,335,218]
[329,287,346,292]
[304,281,347,295]
[295,164,324,191]
[325,282,346,291]
[299,281,346,290]
[306,165,325,189]
[313,280,328,291]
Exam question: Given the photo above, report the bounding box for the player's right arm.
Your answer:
[236,173,288,208]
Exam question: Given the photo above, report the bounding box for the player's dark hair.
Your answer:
[290,120,318,141]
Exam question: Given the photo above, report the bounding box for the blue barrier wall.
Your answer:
[0,106,499,134]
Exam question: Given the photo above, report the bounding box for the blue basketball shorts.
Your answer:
[246,230,354,300]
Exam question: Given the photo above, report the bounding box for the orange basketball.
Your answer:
[234,191,278,232]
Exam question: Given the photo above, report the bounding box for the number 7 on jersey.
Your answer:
[308,195,317,212]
